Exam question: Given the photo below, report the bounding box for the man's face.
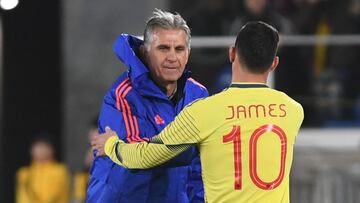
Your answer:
[31,141,54,162]
[144,28,190,87]
[245,0,268,15]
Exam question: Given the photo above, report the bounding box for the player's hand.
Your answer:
[91,126,117,156]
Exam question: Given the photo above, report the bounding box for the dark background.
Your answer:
[0,1,61,202]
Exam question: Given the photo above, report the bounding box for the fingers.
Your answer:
[91,140,97,149]
[97,148,105,156]
[105,126,112,132]
[91,139,99,152]
[91,136,97,146]
[90,136,103,156]
[90,126,114,157]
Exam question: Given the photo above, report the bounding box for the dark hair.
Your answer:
[235,21,279,73]
[31,132,54,146]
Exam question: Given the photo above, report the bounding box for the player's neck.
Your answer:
[231,65,268,84]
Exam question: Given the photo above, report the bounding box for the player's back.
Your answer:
[191,83,303,203]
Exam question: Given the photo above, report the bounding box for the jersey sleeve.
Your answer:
[104,102,205,169]
[159,106,203,144]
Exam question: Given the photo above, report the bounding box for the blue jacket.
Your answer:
[87,34,208,203]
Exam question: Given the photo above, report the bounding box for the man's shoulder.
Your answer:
[270,89,304,119]
[273,89,303,109]
[110,72,131,92]
[16,166,30,176]
[185,77,208,96]
[16,166,30,184]
[105,73,135,100]
[185,77,207,91]
[102,73,141,110]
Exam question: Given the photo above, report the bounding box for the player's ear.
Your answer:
[269,56,279,72]
[229,46,236,63]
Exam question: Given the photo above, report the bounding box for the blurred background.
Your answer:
[1,0,360,202]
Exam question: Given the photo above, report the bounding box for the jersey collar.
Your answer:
[230,83,268,88]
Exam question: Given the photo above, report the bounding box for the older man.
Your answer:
[86,9,208,203]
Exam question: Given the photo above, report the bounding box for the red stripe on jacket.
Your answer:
[115,79,133,142]
[115,78,145,143]
[188,77,207,90]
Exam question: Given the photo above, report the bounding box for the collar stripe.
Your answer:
[230,84,268,88]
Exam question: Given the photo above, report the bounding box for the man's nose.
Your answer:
[166,49,177,61]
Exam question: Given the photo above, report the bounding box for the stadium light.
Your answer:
[0,0,19,10]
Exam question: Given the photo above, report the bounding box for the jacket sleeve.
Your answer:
[187,150,205,203]
[87,88,131,200]
[98,93,132,141]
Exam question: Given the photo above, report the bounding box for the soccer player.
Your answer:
[92,21,304,203]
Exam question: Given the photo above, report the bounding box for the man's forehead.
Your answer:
[151,28,188,43]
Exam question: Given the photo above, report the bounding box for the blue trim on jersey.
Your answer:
[230,83,268,88]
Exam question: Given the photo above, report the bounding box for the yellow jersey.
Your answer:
[105,83,304,203]
[73,171,89,202]
[16,161,70,203]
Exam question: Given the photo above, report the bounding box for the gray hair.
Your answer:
[143,8,191,50]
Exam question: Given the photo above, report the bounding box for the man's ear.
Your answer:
[229,46,236,63]
[139,45,146,59]
[184,47,191,65]
[269,56,279,72]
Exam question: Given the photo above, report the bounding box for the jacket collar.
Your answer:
[112,34,190,100]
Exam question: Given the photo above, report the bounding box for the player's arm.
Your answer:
[93,107,203,169]
[96,81,201,169]
[103,132,192,169]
